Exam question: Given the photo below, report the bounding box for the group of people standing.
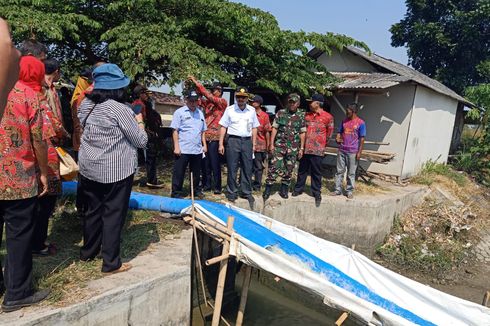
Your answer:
[170,79,367,210]
[0,30,366,313]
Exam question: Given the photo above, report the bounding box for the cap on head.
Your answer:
[287,93,300,103]
[133,85,150,98]
[306,93,324,103]
[92,63,130,90]
[235,86,249,97]
[250,94,264,105]
[211,82,223,91]
[186,89,199,100]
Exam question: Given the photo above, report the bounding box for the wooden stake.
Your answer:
[205,254,230,266]
[335,311,349,326]
[211,216,234,326]
[483,290,490,307]
[236,265,253,326]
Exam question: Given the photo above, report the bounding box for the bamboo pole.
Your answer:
[483,290,490,307]
[190,173,209,307]
[235,265,253,326]
[211,216,235,326]
[335,312,349,326]
[205,254,230,266]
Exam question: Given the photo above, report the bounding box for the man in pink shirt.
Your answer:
[332,103,366,199]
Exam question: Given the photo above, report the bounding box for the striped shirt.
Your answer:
[78,98,148,183]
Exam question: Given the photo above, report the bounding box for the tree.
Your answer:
[1,0,367,96]
[391,0,490,93]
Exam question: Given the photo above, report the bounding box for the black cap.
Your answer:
[306,93,324,103]
[235,86,249,97]
[211,82,222,90]
[250,95,263,105]
[186,89,199,100]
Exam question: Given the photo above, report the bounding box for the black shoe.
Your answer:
[315,196,322,207]
[292,190,302,197]
[2,289,50,313]
[247,196,255,210]
[226,196,237,203]
[279,184,289,199]
[262,185,272,200]
[213,189,222,195]
[195,191,205,199]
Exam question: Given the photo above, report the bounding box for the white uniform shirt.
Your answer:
[219,104,260,137]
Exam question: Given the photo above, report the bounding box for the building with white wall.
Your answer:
[309,46,471,179]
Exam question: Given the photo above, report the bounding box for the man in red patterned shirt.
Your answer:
[250,95,271,191]
[188,75,228,194]
[293,94,334,207]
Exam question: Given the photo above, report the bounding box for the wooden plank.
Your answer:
[236,265,253,326]
[335,312,349,326]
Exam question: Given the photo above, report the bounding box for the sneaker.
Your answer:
[330,191,342,196]
[146,182,164,188]
[2,289,50,313]
[292,191,302,197]
[346,193,354,199]
[247,196,255,210]
[103,262,132,274]
[315,196,322,207]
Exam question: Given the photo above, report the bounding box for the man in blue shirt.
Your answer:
[170,90,207,198]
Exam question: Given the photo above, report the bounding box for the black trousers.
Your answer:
[78,174,133,272]
[252,151,267,190]
[294,154,323,198]
[226,136,253,199]
[171,154,201,197]
[201,141,222,191]
[0,197,37,301]
[32,195,57,251]
[145,140,159,185]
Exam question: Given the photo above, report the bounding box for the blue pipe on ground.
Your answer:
[62,181,191,214]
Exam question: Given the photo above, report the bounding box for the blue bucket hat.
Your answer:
[92,63,130,90]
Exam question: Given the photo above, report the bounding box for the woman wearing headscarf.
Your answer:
[77,63,147,273]
[0,55,50,312]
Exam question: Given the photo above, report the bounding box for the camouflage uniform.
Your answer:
[265,109,306,186]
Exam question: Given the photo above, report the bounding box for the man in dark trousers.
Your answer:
[293,94,334,207]
[250,95,271,191]
[219,87,259,209]
[188,76,228,194]
[170,90,207,198]
[132,85,163,188]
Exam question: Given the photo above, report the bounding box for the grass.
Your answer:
[411,160,467,187]
[0,197,185,307]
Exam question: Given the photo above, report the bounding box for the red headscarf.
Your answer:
[18,55,45,93]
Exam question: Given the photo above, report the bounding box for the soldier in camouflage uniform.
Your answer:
[262,93,306,200]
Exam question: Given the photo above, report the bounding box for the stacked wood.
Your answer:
[324,146,395,164]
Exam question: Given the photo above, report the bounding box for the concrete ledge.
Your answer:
[234,185,428,257]
[0,229,193,326]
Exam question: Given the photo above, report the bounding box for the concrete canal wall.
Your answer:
[0,229,193,326]
[234,184,428,256]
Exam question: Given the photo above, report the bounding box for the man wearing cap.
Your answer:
[170,90,207,198]
[250,95,271,191]
[132,85,163,188]
[331,103,366,199]
[263,93,306,200]
[218,87,259,208]
[292,94,334,206]
[188,75,228,194]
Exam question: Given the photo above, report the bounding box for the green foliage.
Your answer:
[412,160,467,186]
[0,0,368,95]
[453,83,490,185]
[391,0,490,93]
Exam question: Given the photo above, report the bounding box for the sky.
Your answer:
[233,0,409,64]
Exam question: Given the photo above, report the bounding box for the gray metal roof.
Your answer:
[309,46,471,105]
[330,72,410,90]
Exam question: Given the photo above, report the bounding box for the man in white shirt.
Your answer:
[219,87,259,209]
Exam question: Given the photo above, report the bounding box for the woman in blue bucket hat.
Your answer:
[77,63,148,273]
